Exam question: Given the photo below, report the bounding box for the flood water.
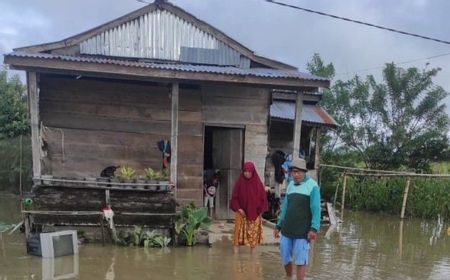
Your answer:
[1,194,449,280]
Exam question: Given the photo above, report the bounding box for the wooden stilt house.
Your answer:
[4,0,336,233]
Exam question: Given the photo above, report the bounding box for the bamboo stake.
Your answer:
[400,177,411,219]
[340,173,347,221]
[19,135,23,197]
[333,174,341,206]
[398,220,404,258]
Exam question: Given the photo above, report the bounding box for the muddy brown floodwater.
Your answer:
[1,194,449,279]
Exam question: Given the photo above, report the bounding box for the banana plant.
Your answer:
[176,203,211,246]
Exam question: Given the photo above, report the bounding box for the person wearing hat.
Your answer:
[273,158,321,280]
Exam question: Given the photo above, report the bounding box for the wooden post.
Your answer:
[105,189,111,208]
[292,92,303,159]
[400,177,411,219]
[27,72,41,178]
[170,83,179,199]
[19,135,23,196]
[333,174,340,206]
[100,216,105,246]
[398,220,404,258]
[314,127,321,170]
[341,173,347,221]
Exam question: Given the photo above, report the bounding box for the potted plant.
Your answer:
[144,167,158,190]
[117,166,136,188]
[157,169,170,190]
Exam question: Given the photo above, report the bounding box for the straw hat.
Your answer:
[290,158,307,172]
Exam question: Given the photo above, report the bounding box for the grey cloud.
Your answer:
[1,0,449,112]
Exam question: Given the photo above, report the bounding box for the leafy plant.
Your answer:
[308,54,450,172]
[144,168,169,181]
[0,70,29,139]
[116,227,170,248]
[118,166,136,180]
[144,168,157,180]
[175,203,211,246]
[151,235,171,248]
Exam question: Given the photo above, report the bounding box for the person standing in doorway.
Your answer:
[273,158,321,280]
[230,161,268,254]
[203,170,220,218]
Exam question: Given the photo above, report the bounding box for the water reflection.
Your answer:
[1,194,449,280]
[42,254,79,280]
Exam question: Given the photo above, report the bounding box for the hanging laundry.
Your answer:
[157,140,171,169]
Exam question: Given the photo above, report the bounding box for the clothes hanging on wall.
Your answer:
[157,140,171,169]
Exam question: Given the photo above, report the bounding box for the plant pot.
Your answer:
[158,181,170,191]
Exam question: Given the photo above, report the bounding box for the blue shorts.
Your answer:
[280,235,310,266]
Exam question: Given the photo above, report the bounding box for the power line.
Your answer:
[335,52,450,76]
[264,0,450,45]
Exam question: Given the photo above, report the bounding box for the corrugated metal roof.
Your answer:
[7,52,328,81]
[80,9,250,67]
[270,100,338,128]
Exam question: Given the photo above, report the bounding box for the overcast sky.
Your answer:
[1,0,450,113]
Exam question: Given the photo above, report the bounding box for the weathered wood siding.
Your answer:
[202,85,270,179]
[39,74,204,205]
[176,87,203,206]
[39,75,174,178]
[31,186,175,227]
[38,75,270,207]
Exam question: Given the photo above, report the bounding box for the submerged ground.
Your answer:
[0,194,449,279]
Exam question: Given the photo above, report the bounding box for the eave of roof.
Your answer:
[4,52,330,89]
[270,100,338,128]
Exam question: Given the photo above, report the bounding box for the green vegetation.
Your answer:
[309,53,450,219]
[0,70,31,193]
[116,226,171,248]
[144,167,169,180]
[175,203,211,246]
[0,136,32,193]
[309,54,450,173]
[0,70,28,139]
[117,166,136,180]
[331,176,450,220]
[430,161,450,174]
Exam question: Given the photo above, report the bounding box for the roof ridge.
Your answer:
[13,1,297,70]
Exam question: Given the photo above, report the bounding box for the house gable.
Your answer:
[15,0,296,70]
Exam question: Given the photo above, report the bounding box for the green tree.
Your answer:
[307,53,335,80]
[0,69,28,138]
[308,54,450,172]
[362,64,450,171]
[306,53,340,153]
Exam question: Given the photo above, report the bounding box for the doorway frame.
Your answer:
[203,123,245,220]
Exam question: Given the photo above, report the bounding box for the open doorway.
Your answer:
[203,126,244,220]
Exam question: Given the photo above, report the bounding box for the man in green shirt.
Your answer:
[273,158,321,280]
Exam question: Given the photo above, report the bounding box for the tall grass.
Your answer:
[0,136,32,193]
[322,174,450,220]
[431,161,450,174]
